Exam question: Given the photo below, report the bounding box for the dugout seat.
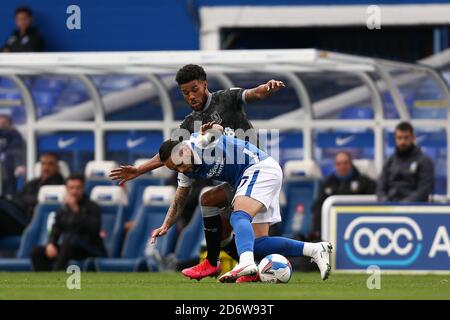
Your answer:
[123,159,172,221]
[90,186,128,258]
[94,186,175,272]
[34,160,71,179]
[281,160,322,237]
[84,160,118,195]
[353,159,377,180]
[173,207,204,263]
[0,185,66,271]
[161,186,210,268]
[339,106,374,119]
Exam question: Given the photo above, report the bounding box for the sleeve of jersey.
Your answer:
[177,172,193,187]
[227,87,247,110]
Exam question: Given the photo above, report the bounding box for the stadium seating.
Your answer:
[172,207,204,264]
[94,186,176,272]
[85,160,118,195]
[90,186,128,258]
[0,236,21,256]
[0,185,66,271]
[281,160,322,237]
[353,159,377,180]
[123,159,173,221]
[339,106,374,119]
[164,187,209,266]
[34,160,71,179]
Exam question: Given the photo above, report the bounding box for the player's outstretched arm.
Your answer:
[150,186,191,244]
[244,79,285,103]
[109,153,164,185]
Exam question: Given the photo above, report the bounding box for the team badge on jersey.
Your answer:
[350,180,359,192]
[210,111,222,124]
[410,161,418,173]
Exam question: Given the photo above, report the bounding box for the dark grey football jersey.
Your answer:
[178,88,259,146]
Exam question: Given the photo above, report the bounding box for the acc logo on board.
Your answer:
[343,216,423,267]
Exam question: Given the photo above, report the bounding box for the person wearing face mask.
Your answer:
[310,151,377,241]
[377,121,434,203]
[2,7,44,52]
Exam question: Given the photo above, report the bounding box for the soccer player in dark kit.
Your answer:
[109,64,285,281]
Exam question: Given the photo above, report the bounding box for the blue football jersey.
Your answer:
[178,132,269,188]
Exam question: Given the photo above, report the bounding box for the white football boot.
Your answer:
[310,242,333,280]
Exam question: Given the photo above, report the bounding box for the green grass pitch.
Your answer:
[0,272,449,300]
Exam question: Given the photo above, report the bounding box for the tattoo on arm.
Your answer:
[163,186,191,228]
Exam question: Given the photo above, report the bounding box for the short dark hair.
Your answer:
[159,139,182,162]
[66,173,85,185]
[395,121,414,134]
[15,6,33,17]
[40,152,59,161]
[175,64,207,85]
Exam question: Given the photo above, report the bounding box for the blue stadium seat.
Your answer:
[0,186,66,271]
[124,176,163,221]
[281,160,322,237]
[32,91,60,117]
[94,186,175,272]
[91,75,146,96]
[173,206,204,263]
[0,77,16,88]
[84,160,117,195]
[55,90,89,108]
[320,159,335,178]
[0,236,21,255]
[412,107,447,119]
[90,186,128,258]
[32,77,67,92]
[339,106,373,119]
[125,161,172,221]
[159,224,179,258]
[434,177,447,195]
[35,160,71,179]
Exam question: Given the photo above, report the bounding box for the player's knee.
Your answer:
[200,188,225,207]
[253,225,269,239]
[200,191,214,207]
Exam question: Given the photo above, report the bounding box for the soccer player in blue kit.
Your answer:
[151,121,333,283]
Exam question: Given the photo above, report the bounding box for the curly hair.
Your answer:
[175,64,207,85]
